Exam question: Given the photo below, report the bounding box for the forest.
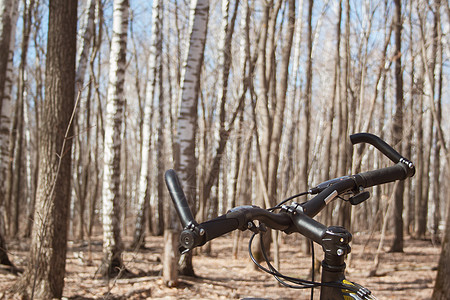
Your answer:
[0,0,449,299]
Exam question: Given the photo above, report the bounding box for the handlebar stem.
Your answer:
[320,226,353,300]
[283,205,351,257]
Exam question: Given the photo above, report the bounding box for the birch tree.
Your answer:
[24,1,44,238]
[164,0,209,282]
[10,0,35,237]
[87,0,103,239]
[14,0,77,297]
[0,0,15,114]
[198,0,241,223]
[132,0,161,249]
[76,0,95,93]
[100,0,129,278]
[0,0,17,268]
[72,0,96,240]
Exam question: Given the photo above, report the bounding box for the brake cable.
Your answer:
[248,231,370,299]
[267,191,310,211]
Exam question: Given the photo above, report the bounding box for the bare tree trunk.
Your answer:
[155,0,165,237]
[0,229,19,273]
[433,187,450,299]
[389,0,405,253]
[431,0,442,240]
[267,0,295,208]
[4,0,30,235]
[266,0,295,266]
[337,0,351,229]
[162,230,178,287]
[324,0,341,181]
[251,0,294,261]
[73,0,96,242]
[132,0,161,249]
[14,0,77,297]
[87,0,103,238]
[0,0,16,114]
[281,0,303,201]
[198,0,240,224]
[24,5,44,238]
[0,0,19,248]
[0,0,18,239]
[430,1,450,295]
[11,0,35,238]
[299,0,313,204]
[405,0,416,235]
[255,2,271,212]
[230,0,253,217]
[11,75,24,237]
[76,0,95,94]
[414,60,425,238]
[100,0,129,278]
[415,0,436,239]
[165,0,209,282]
[320,0,340,225]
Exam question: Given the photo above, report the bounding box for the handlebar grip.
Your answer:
[354,163,410,188]
[165,169,197,228]
[350,133,403,164]
[200,216,240,243]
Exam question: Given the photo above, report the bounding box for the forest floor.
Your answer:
[0,231,440,300]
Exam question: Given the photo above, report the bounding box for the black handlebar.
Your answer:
[350,132,415,185]
[350,133,415,171]
[165,169,197,229]
[354,163,412,188]
[350,133,402,163]
[166,133,415,253]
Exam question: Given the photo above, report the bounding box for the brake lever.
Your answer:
[348,191,370,205]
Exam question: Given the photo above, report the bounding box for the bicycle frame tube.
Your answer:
[320,252,347,299]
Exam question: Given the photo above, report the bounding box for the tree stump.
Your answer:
[163,230,179,287]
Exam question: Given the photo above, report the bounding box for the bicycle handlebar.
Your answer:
[166,133,415,252]
[350,132,415,171]
[165,169,197,229]
[349,132,415,189]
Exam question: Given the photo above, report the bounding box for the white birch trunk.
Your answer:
[0,0,17,235]
[71,0,95,239]
[164,0,209,284]
[101,0,128,277]
[133,0,161,247]
[23,94,33,219]
[174,0,209,218]
[76,0,96,92]
[0,0,14,113]
[216,0,229,104]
